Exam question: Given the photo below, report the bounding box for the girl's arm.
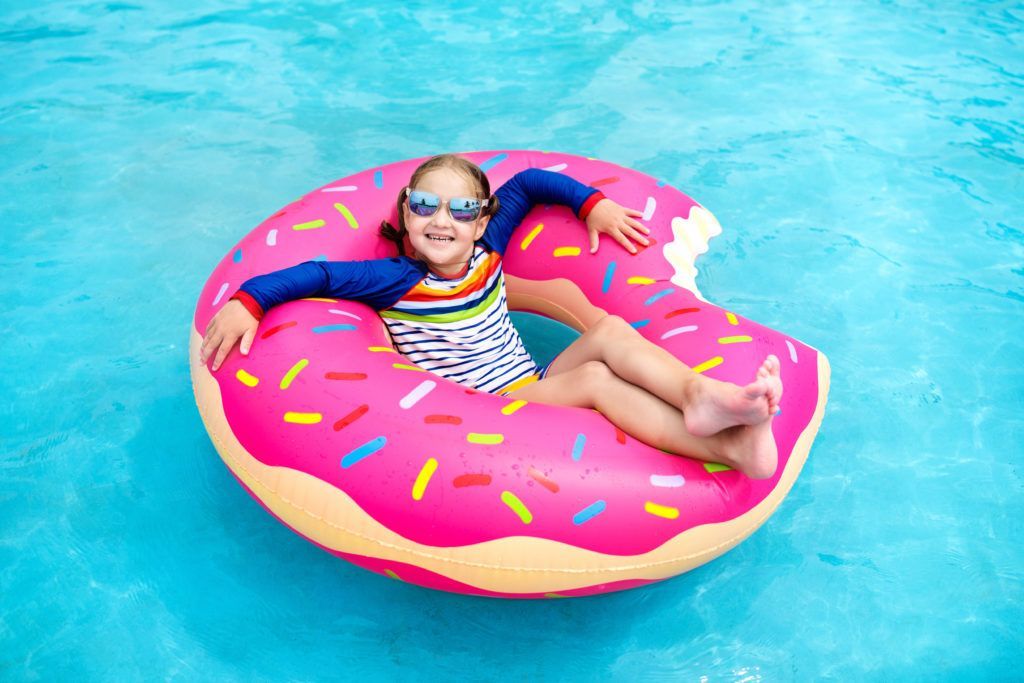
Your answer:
[482,168,649,255]
[200,258,423,371]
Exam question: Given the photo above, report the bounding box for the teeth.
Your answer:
[428,236,453,242]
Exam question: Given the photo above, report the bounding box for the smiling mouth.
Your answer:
[427,235,454,243]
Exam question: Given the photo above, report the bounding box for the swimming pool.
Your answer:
[2,0,1021,679]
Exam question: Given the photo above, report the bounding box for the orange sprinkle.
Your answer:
[528,467,559,493]
[590,176,620,187]
[424,415,462,425]
[614,426,627,444]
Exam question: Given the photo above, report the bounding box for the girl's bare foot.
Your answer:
[682,355,783,437]
[708,418,779,479]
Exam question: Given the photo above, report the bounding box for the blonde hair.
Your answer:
[379,154,500,256]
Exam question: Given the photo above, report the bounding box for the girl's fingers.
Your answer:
[627,217,651,233]
[200,333,221,362]
[617,232,638,254]
[212,337,236,372]
[626,226,650,245]
[240,328,256,355]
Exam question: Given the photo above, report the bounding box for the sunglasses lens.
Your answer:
[449,198,481,222]
[408,190,440,217]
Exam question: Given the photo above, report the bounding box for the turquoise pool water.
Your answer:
[3,1,1021,679]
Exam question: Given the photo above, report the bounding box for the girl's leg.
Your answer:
[508,360,778,479]
[544,315,781,436]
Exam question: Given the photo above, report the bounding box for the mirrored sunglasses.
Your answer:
[407,189,487,222]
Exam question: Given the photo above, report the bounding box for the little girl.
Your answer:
[201,154,782,478]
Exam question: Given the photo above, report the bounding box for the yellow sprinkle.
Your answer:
[626,276,655,285]
[368,346,398,353]
[520,224,544,250]
[501,400,528,416]
[412,458,438,501]
[726,312,739,325]
[292,219,325,231]
[467,433,504,445]
[553,246,581,257]
[301,297,337,303]
[393,363,426,372]
[544,593,567,599]
[280,359,309,389]
[384,569,401,581]
[692,356,724,374]
[718,335,753,344]
[644,501,680,519]
[235,369,259,387]
[333,202,358,229]
[283,412,322,424]
[501,491,532,524]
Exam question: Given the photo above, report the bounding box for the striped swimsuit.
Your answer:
[235,168,602,395]
[380,245,547,395]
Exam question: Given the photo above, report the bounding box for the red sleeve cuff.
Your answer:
[230,290,264,321]
[578,191,606,220]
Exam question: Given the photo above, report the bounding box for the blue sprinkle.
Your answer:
[571,433,586,461]
[311,254,327,262]
[374,170,383,189]
[644,288,674,306]
[312,324,357,333]
[341,436,386,468]
[656,179,666,187]
[602,261,617,294]
[232,249,242,263]
[630,319,650,329]
[479,153,508,172]
[573,500,607,525]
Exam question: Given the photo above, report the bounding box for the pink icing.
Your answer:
[193,151,821,561]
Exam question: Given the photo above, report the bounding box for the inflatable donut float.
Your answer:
[190,150,830,598]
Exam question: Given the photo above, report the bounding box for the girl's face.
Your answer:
[403,167,489,277]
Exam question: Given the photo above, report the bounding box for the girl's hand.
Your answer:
[585,198,651,254]
[200,299,259,371]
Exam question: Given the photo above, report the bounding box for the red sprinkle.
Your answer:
[614,427,627,444]
[634,236,657,253]
[424,415,462,425]
[528,467,559,493]
[333,405,369,431]
[324,372,367,380]
[665,307,700,319]
[453,474,491,488]
[261,321,298,339]
[590,176,620,187]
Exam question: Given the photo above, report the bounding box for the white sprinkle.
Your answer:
[322,185,358,192]
[785,339,798,364]
[650,474,685,488]
[213,282,229,306]
[542,163,568,172]
[266,229,278,246]
[399,380,436,409]
[661,325,698,340]
[328,309,362,320]
[643,196,656,221]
